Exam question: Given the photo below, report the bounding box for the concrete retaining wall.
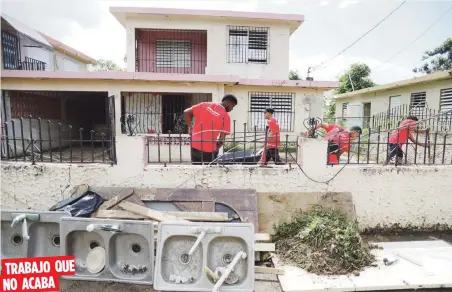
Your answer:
[2,159,452,232]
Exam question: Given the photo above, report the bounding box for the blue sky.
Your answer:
[1,0,451,84]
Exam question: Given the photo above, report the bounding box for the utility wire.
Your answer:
[311,0,407,72]
[373,4,452,71]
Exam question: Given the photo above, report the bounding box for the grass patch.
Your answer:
[272,206,376,275]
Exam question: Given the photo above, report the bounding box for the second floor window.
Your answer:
[227,26,269,64]
[156,39,191,68]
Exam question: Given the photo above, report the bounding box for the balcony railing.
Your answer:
[21,57,47,71]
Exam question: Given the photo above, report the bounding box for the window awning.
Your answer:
[1,14,53,49]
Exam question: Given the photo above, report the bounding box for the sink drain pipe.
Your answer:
[212,251,247,292]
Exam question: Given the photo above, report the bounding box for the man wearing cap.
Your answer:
[260,108,283,165]
[184,94,238,165]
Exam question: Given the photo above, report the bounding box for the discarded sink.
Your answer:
[154,221,254,292]
[60,217,154,285]
[0,210,70,262]
[160,235,203,285]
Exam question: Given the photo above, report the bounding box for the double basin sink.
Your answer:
[60,217,154,284]
[1,210,70,261]
[1,210,154,285]
[154,221,255,292]
[1,210,254,290]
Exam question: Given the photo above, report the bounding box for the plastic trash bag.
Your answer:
[49,191,104,217]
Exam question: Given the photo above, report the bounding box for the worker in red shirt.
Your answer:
[184,94,237,165]
[260,108,283,165]
[306,123,362,165]
[383,116,428,166]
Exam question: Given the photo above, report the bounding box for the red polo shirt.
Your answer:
[265,118,281,149]
[324,124,352,153]
[389,119,416,147]
[191,102,231,152]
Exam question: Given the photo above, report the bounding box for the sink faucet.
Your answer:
[10,213,40,241]
[86,224,122,233]
[212,251,247,292]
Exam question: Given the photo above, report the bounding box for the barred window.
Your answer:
[227,26,269,64]
[156,40,191,68]
[248,92,294,131]
[341,102,348,121]
[410,92,426,117]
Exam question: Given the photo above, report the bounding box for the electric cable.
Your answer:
[311,0,407,72]
[373,4,452,71]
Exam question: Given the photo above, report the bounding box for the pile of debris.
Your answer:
[272,206,376,275]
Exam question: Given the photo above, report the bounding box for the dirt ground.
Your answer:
[60,274,282,292]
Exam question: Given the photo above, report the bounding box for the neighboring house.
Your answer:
[1,7,338,164]
[0,14,96,72]
[335,70,452,131]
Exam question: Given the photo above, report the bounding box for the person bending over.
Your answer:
[383,116,428,166]
[306,123,362,165]
[184,94,237,165]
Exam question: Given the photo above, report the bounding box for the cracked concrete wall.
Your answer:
[2,161,452,231]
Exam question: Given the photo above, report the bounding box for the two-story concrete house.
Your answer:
[1,7,338,164]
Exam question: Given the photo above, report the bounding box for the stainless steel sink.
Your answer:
[27,222,61,257]
[154,221,255,292]
[0,210,70,263]
[160,235,203,285]
[60,217,154,285]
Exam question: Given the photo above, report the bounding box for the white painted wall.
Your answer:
[126,15,290,79]
[335,79,452,117]
[19,34,54,70]
[54,51,89,72]
[2,136,452,231]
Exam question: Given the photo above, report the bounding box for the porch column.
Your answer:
[108,90,122,136]
[212,84,225,103]
[126,24,136,72]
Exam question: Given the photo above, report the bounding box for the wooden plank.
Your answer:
[96,210,147,219]
[118,201,188,222]
[255,243,275,252]
[255,266,284,275]
[127,194,147,207]
[98,208,228,222]
[99,189,134,210]
[164,211,229,222]
[255,233,271,242]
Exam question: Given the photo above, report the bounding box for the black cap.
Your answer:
[264,108,275,114]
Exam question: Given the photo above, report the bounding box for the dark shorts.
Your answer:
[387,143,404,161]
[191,147,218,165]
[262,148,284,165]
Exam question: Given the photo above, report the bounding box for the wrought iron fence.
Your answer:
[21,56,47,71]
[1,117,116,164]
[121,92,211,135]
[325,126,452,165]
[135,29,207,74]
[147,120,298,165]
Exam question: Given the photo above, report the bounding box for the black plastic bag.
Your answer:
[49,191,104,217]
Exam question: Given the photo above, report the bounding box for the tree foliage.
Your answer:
[289,70,302,80]
[413,38,452,74]
[89,59,124,72]
[334,63,376,94]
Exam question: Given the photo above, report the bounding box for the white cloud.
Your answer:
[320,1,331,6]
[338,0,360,9]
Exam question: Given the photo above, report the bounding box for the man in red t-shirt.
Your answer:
[261,108,284,165]
[306,123,362,165]
[184,94,237,164]
[383,116,428,166]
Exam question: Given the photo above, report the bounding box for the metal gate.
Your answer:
[108,95,117,164]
